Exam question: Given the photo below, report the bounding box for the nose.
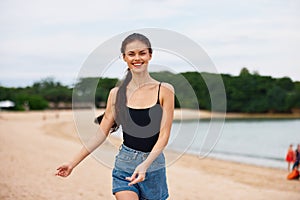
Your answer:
[134,54,141,60]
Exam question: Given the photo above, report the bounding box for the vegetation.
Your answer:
[1,68,300,113]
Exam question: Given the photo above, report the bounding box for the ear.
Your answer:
[122,54,126,61]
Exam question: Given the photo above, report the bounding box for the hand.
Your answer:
[126,163,148,186]
[56,162,73,177]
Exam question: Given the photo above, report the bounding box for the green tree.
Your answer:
[95,78,118,107]
[239,67,251,76]
[276,77,294,91]
[13,93,48,110]
[287,82,300,109]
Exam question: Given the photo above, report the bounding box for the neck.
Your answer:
[130,71,154,88]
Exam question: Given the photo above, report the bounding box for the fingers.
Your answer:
[55,165,71,177]
[125,171,137,181]
[126,172,146,186]
[56,164,68,171]
[55,169,65,177]
[56,169,69,177]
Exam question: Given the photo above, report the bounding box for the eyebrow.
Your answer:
[127,48,148,53]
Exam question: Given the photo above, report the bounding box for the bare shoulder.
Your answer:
[109,87,119,96]
[161,82,175,94]
[160,82,174,107]
[108,87,119,103]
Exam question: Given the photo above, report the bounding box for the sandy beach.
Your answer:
[0,110,299,200]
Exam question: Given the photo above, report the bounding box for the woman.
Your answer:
[56,33,174,200]
[285,144,295,172]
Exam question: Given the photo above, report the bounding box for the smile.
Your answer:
[132,63,143,67]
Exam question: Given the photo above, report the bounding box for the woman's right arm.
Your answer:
[56,88,118,177]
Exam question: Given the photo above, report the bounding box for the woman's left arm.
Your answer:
[126,83,175,185]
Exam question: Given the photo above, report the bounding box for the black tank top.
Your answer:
[122,83,163,152]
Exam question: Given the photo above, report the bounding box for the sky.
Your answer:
[0,0,300,87]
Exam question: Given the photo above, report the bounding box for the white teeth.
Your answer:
[134,63,142,66]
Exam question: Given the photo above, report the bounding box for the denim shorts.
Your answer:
[112,144,169,200]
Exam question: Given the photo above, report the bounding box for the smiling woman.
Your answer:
[56,33,174,200]
[123,42,151,69]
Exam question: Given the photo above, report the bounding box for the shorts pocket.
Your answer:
[114,150,137,172]
[116,150,134,163]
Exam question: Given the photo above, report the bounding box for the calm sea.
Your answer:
[167,119,300,169]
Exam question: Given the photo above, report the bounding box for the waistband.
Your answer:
[120,144,151,156]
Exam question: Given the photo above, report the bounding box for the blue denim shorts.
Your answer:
[112,144,169,200]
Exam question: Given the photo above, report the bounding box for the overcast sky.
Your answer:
[1,0,299,87]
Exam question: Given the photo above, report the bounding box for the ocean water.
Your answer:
[167,119,300,169]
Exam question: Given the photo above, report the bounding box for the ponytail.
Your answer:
[115,68,132,125]
[93,69,131,133]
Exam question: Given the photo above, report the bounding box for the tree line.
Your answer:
[1,68,300,113]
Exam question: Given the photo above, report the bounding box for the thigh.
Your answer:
[115,190,139,200]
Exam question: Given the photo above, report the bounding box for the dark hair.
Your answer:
[94,112,119,133]
[116,33,152,125]
[120,33,153,55]
[94,33,152,133]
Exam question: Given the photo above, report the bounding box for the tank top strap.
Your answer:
[157,82,162,104]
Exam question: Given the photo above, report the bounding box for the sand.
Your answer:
[0,110,299,200]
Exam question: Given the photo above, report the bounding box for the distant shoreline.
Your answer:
[2,108,300,120]
[175,109,300,120]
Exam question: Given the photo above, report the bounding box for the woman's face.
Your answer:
[123,40,152,73]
